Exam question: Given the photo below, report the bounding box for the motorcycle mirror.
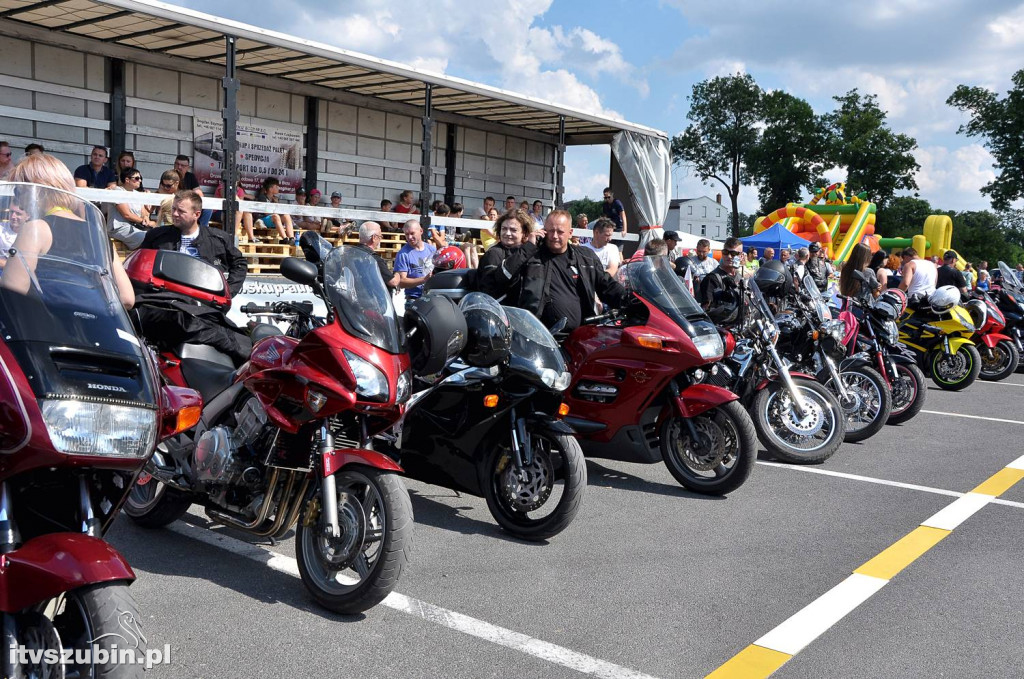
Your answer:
[549,318,568,334]
[280,257,319,287]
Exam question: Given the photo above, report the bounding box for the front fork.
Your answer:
[508,406,533,472]
[318,424,341,539]
[767,344,807,418]
[820,351,851,402]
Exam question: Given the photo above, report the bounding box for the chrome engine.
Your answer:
[194,398,269,487]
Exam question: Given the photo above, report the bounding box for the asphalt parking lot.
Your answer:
[108,371,1024,678]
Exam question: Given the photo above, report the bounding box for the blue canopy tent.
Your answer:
[741,223,811,259]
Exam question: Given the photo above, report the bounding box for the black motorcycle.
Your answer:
[989,261,1024,362]
[380,293,586,541]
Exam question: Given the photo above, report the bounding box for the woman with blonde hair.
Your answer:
[2,153,134,309]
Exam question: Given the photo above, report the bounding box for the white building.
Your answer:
[665,195,730,241]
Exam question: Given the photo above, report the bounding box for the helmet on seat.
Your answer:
[433,246,466,272]
[404,294,468,376]
[459,292,512,367]
[877,288,907,316]
[752,260,793,297]
[929,286,960,314]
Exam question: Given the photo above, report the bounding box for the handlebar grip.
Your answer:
[241,303,273,314]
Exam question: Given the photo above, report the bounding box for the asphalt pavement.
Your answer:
[107,371,1024,678]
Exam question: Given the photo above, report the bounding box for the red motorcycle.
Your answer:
[0,182,199,678]
[967,288,1020,381]
[561,257,757,494]
[123,247,460,614]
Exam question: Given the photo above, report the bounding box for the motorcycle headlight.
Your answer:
[883,320,899,346]
[40,399,157,458]
[396,370,412,404]
[540,368,572,391]
[692,332,724,360]
[821,319,846,342]
[343,349,389,402]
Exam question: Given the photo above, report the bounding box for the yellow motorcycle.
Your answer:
[898,286,980,391]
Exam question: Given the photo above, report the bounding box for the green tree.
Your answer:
[879,196,934,239]
[746,91,832,214]
[947,70,1024,211]
[947,209,1024,266]
[564,197,602,224]
[825,90,919,209]
[671,73,763,237]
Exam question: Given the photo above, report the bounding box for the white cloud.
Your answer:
[563,147,609,201]
[913,143,997,209]
[988,4,1024,45]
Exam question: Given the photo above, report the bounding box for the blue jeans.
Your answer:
[199,209,213,228]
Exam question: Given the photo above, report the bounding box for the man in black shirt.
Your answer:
[353,221,398,289]
[512,210,627,333]
[936,250,968,297]
[73,145,116,189]
[699,237,744,309]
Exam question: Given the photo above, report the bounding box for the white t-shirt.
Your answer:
[107,186,144,232]
[585,242,621,271]
[907,258,937,298]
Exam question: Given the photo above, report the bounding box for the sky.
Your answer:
[171,0,1024,215]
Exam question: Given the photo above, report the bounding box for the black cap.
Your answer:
[808,242,821,253]
[943,250,957,260]
[295,186,306,195]
[664,230,679,241]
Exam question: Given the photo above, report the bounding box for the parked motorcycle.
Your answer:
[845,287,928,425]
[767,272,891,443]
[711,274,846,464]
[898,286,981,391]
[383,293,587,540]
[0,182,200,678]
[124,247,461,614]
[558,257,757,494]
[966,287,1019,381]
[989,261,1024,361]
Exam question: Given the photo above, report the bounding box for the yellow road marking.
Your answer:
[853,526,950,580]
[971,468,1024,497]
[705,645,791,679]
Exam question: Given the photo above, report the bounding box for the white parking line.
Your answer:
[920,410,1024,426]
[168,521,659,679]
[756,462,1024,510]
[974,381,1024,387]
[920,493,992,531]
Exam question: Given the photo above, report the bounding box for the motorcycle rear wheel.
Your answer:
[481,430,587,541]
[824,366,892,443]
[660,401,757,495]
[124,476,193,528]
[752,378,845,464]
[887,362,927,425]
[979,340,1020,381]
[295,468,412,615]
[930,344,981,391]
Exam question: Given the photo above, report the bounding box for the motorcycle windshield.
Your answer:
[998,261,1023,294]
[802,274,832,323]
[323,246,405,354]
[0,182,157,403]
[625,256,708,326]
[504,306,567,377]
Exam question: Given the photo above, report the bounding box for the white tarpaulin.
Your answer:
[610,131,671,249]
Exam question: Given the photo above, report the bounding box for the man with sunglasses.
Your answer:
[698,237,743,309]
[0,141,13,180]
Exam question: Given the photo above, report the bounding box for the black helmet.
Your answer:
[674,256,692,278]
[706,287,741,325]
[404,293,467,376]
[459,292,512,367]
[753,259,792,296]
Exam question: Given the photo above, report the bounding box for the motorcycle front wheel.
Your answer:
[887,362,927,425]
[295,468,413,615]
[980,339,1020,381]
[21,582,147,678]
[930,344,981,391]
[752,378,846,464]
[660,400,757,495]
[481,429,587,541]
[825,366,892,443]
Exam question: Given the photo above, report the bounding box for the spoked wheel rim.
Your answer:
[837,371,883,433]
[763,386,837,453]
[891,365,919,415]
[663,410,738,483]
[300,470,387,597]
[489,434,567,526]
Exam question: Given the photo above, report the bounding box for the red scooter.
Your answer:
[124,247,462,614]
[561,257,757,494]
[0,182,200,678]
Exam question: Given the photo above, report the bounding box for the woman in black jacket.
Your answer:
[477,210,537,300]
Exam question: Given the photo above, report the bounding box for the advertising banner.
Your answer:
[192,114,303,194]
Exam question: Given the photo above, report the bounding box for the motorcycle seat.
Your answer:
[176,343,237,403]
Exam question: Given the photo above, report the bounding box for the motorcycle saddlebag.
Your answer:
[125,249,231,309]
[424,268,477,302]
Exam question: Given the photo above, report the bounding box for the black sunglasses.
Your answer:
[160,181,176,189]
[723,249,742,257]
